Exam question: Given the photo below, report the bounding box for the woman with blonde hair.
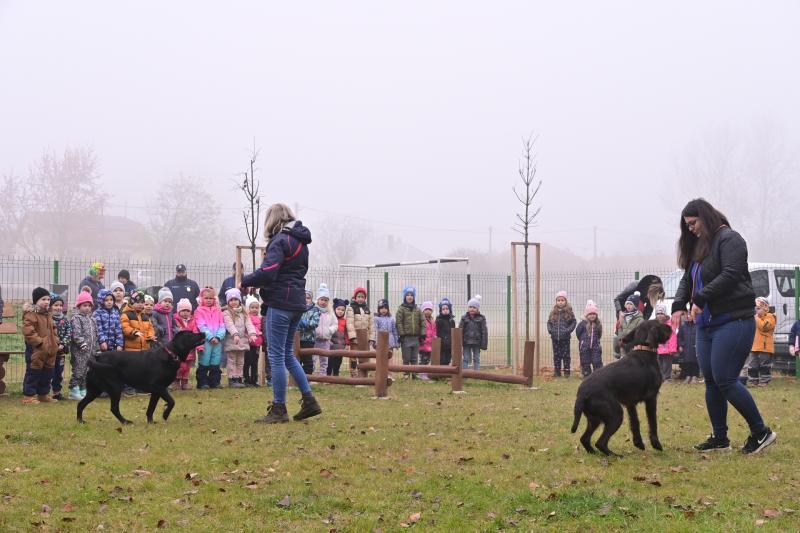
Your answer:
[241,203,322,423]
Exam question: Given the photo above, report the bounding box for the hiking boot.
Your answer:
[68,387,82,400]
[742,427,777,455]
[37,394,57,403]
[21,396,40,405]
[52,392,64,401]
[254,402,289,424]
[293,394,322,421]
[694,435,731,452]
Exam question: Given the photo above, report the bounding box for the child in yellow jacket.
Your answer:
[747,296,775,387]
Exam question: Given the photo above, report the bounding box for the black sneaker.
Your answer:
[694,435,731,451]
[293,395,322,421]
[741,427,777,455]
[255,403,289,424]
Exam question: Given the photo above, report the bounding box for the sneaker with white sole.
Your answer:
[741,427,777,455]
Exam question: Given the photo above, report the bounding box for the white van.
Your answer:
[660,263,798,372]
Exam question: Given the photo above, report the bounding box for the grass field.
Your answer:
[1,376,799,532]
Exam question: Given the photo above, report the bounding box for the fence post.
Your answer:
[634,271,640,281]
[383,272,389,301]
[795,267,799,378]
[374,330,389,398]
[451,328,464,393]
[356,328,369,378]
[523,340,535,387]
[53,260,60,285]
[366,280,370,303]
[506,275,511,366]
[466,273,471,303]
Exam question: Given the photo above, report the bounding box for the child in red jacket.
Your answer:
[172,298,199,390]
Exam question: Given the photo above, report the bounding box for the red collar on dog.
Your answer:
[164,346,180,362]
[633,344,657,353]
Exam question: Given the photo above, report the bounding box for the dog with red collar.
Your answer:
[571,320,673,456]
[78,330,206,425]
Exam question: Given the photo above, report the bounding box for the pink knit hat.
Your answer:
[584,300,598,316]
[176,298,192,313]
[75,291,94,308]
[556,291,568,301]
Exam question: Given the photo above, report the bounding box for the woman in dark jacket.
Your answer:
[671,199,775,454]
[613,274,664,322]
[241,203,321,424]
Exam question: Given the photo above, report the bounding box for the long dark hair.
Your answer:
[677,198,730,270]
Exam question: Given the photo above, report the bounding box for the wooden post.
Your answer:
[534,243,541,376]
[374,330,390,398]
[511,243,518,374]
[451,328,464,393]
[356,329,369,378]
[523,340,535,387]
[430,337,441,365]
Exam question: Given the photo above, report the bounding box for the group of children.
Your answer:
[547,289,797,387]
[296,285,489,378]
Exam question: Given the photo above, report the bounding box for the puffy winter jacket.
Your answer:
[346,303,375,343]
[435,314,456,349]
[617,311,644,352]
[316,307,338,342]
[420,317,435,352]
[70,312,100,355]
[374,315,400,349]
[195,300,226,343]
[459,312,488,349]
[22,303,59,369]
[751,312,776,353]
[241,221,312,312]
[152,303,175,345]
[52,313,72,355]
[657,320,678,355]
[671,226,756,323]
[547,309,577,341]
[121,309,156,350]
[173,313,200,361]
[93,306,124,350]
[249,315,264,347]
[396,302,425,338]
[331,316,348,350]
[576,320,602,359]
[223,306,256,351]
[298,305,321,344]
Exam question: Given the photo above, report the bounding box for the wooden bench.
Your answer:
[0,302,19,395]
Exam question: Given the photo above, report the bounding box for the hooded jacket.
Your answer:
[396,288,425,338]
[51,312,72,355]
[315,305,338,342]
[223,305,256,352]
[657,320,678,355]
[575,319,602,359]
[22,302,59,369]
[93,290,124,350]
[195,298,227,343]
[346,301,376,343]
[751,311,776,354]
[459,312,488,349]
[420,315,436,352]
[374,314,400,348]
[547,308,577,341]
[152,302,176,345]
[435,313,456,350]
[121,308,156,350]
[298,304,321,344]
[241,221,312,312]
[173,312,200,361]
[70,310,100,356]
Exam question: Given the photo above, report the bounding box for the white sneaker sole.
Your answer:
[747,431,777,455]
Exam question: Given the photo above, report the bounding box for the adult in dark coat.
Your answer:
[241,203,321,424]
[78,262,106,300]
[218,263,242,307]
[676,315,699,382]
[671,198,775,455]
[164,265,201,311]
[613,274,664,322]
[117,270,137,293]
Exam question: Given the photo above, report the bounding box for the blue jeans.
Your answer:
[463,345,481,370]
[697,318,765,439]
[266,307,312,404]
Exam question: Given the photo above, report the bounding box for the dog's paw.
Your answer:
[633,440,646,450]
[121,419,133,425]
[651,440,663,451]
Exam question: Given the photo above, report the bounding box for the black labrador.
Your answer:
[77,330,206,425]
[571,320,673,456]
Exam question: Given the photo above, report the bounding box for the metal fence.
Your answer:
[2,256,798,384]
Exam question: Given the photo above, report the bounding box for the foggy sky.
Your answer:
[2,1,799,260]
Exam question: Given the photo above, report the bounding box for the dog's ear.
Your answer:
[622,327,639,346]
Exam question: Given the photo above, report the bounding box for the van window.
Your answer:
[751,270,769,298]
[774,269,796,298]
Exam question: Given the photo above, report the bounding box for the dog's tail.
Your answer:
[571,397,586,433]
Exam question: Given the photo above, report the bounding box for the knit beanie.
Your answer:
[117,269,131,280]
[88,262,105,277]
[130,290,146,304]
[654,303,667,316]
[584,300,599,316]
[305,289,313,299]
[316,283,330,300]
[421,301,434,313]
[144,294,155,305]
[756,296,770,308]
[352,287,367,299]
[225,287,242,304]
[402,286,416,300]
[467,295,481,310]
[158,287,174,303]
[32,287,50,304]
[110,281,125,292]
[75,291,94,308]
[556,290,568,301]
[176,298,193,313]
[333,298,349,310]
[439,297,453,314]
[245,295,260,310]
[49,292,64,307]
[626,291,641,308]
[377,298,390,310]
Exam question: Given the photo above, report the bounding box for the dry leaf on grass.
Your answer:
[133,469,152,477]
[62,502,74,512]
[763,509,781,518]
[157,519,167,528]
[409,512,421,523]
[277,496,291,508]
[319,469,333,478]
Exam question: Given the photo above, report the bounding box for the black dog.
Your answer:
[571,320,673,456]
[77,330,206,425]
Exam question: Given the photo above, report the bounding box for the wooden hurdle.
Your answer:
[294,329,393,397]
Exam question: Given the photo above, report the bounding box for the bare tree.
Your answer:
[239,143,261,271]
[1,147,106,256]
[513,135,543,341]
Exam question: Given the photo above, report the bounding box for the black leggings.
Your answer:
[244,346,260,384]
